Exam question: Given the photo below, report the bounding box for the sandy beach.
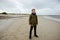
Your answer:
[0,15,60,40]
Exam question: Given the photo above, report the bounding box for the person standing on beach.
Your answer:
[29,9,39,39]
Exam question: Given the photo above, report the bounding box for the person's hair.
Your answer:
[32,9,35,11]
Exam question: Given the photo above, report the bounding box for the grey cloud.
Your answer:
[0,0,21,13]
[0,0,17,9]
[0,0,60,15]
[22,0,60,9]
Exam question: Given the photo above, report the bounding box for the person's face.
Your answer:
[32,10,35,13]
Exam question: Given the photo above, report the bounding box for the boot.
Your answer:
[29,36,32,39]
[34,35,39,37]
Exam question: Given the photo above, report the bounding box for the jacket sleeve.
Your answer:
[29,15,32,25]
[36,16,38,24]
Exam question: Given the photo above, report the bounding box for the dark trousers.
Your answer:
[29,25,37,37]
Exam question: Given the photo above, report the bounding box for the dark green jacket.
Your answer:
[29,14,38,26]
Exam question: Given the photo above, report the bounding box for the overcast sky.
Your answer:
[0,0,60,15]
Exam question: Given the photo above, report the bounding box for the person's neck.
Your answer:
[32,13,36,15]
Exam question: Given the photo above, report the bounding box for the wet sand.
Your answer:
[0,15,60,40]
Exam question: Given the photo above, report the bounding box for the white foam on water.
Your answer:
[43,16,60,22]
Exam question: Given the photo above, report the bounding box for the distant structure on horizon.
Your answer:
[0,12,7,15]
